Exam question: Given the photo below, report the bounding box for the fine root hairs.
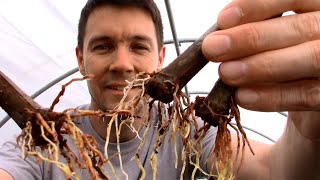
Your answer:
[17,73,250,180]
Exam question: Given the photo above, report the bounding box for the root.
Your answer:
[17,73,252,180]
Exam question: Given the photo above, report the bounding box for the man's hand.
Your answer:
[202,0,320,141]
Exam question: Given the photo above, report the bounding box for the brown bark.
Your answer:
[194,79,235,126]
[0,71,42,128]
[145,24,219,103]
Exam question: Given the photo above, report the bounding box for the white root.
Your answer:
[17,73,246,180]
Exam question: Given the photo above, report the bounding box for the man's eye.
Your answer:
[93,44,113,51]
[132,44,149,51]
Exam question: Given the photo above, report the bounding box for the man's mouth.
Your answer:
[105,80,140,93]
[106,85,127,91]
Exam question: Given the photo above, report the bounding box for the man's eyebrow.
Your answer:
[87,35,154,48]
[130,35,153,45]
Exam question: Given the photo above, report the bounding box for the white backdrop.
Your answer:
[0,0,286,145]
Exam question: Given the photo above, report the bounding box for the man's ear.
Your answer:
[158,46,166,69]
[76,47,86,76]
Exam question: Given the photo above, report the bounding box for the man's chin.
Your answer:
[97,90,142,111]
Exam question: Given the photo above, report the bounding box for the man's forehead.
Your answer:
[87,4,153,24]
[83,6,157,44]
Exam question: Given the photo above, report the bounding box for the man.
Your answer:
[0,0,319,179]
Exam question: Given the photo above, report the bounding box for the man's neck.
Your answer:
[89,97,149,142]
[90,114,143,143]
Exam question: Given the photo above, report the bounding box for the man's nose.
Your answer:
[109,47,134,72]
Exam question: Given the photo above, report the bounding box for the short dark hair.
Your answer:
[77,0,164,52]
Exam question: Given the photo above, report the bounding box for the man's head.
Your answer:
[75,0,165,112]
[77,0,164,52]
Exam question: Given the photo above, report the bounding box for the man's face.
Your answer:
[76,5,165,111]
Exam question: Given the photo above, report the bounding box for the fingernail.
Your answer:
[218,6,243,28]
[220,61,246,81]
[238,89,259,105]
[203,35,231,58]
